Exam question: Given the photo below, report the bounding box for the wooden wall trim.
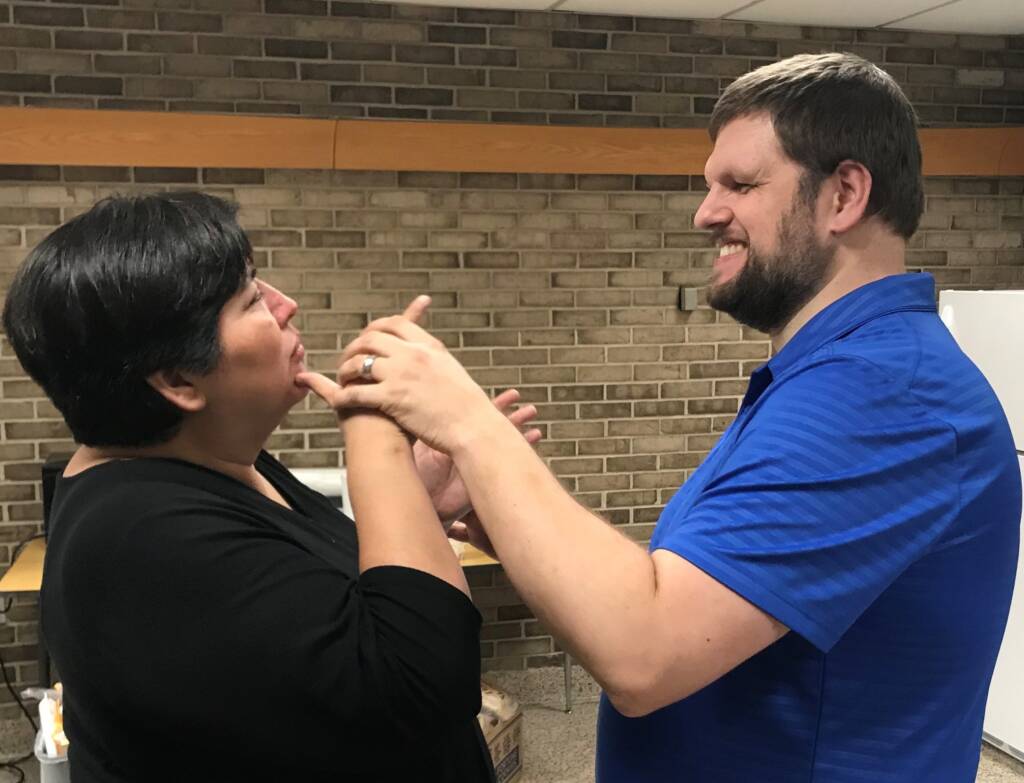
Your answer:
[0,108,336,170]
[0,107,1021,177]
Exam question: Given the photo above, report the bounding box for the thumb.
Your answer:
[402,295,432,325]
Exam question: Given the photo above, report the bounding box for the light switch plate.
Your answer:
[678,287,699,311]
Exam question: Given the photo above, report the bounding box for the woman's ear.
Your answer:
[827,159,873,235]
[146,369,206,413]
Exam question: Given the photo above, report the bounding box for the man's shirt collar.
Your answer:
[742,273,938,408]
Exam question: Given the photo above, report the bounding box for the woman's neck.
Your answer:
[66,438,262,487]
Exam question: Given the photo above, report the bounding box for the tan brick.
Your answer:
[609,270,663,287]
[0,444,35,461]
[520,291,574,307]
[4,421,71,441]
[522,366,576,384]
[551,232,607,250]
[431,270,492,289]
[578,365,632,383]
[660,381,715,398]
[598,421,656,442]
[687,324,744,342]
[369,230,428,249]
[463,330,519,347]
[522,251,578,269]
[460,291,518,308]
[688,398,739,415]
[580,402,632,419]
[577,328,631,345]
[660,417,712,434]
[303,271,368,289]
[718,342,770,360]
[495,310,550,328]
[634,470,687,489]
[471,368,520,387]
[493,271,551,289]
[611,307,667,325]
[715,380,750,396]
[494,348,549,366]
[521,329,574,346]
[578,438,631,456]
[550,421,605,439]
[689,361,741,379]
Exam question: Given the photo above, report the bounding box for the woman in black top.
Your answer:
[3,192,534,782]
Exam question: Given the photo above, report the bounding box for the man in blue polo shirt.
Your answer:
[309,52,1021,782]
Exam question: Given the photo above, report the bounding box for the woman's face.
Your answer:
[197,269,309,425]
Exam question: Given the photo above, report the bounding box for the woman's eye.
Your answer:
[249,289,264,308]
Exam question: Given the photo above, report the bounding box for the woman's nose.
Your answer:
[260,282,298,327]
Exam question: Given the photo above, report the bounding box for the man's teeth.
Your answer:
[719,243,746,257]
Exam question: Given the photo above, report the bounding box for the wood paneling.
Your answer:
[335,119,712,175]
[0,108,336,170]
[0,108,1021,176]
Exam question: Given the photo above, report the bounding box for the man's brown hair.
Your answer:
[709,52,924,239]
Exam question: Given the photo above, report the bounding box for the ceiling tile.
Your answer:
[368,0,553,7]
[556,0,726,18]
[884,0,1024,34]
[727,0,946,28]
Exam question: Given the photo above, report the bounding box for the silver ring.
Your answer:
[359,354,377,380]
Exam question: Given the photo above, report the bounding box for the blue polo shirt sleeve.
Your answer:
[654,355,959,652]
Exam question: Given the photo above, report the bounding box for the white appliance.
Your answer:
[290,467,353,518]
[939,289,1024,762]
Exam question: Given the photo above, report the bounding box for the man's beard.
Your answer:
[708,197,836,335]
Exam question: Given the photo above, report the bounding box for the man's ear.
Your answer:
[146,369,206,413]
[827,159,873,235]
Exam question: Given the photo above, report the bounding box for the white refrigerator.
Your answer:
[939,289,1024,762]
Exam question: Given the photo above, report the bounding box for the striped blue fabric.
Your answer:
[597,273,1021,782]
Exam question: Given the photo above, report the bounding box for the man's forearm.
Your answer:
[345,413,469,596]
[450,415,661,698]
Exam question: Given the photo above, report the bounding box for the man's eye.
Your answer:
[734,182,754,193]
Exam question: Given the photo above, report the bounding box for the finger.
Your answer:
[401,295,432,325]
[325,381,389,412]
[507,404,538,427]
[338,353,386,386]
[362,314,443,350]
[447,522,469,542]
[340,330,407,363]
[524,427,543,445]
[491,388,521,412]
[295,371,342,403]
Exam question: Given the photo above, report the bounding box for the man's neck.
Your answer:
[770,233,907,353]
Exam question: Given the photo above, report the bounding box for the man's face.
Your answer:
[695,114,836,335]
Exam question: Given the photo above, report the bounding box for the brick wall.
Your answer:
[0,1,1021,125]
[0,0,1023,719]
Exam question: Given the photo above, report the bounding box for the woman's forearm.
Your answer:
[343,412,470,596]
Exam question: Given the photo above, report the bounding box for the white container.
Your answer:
[33,730,69,783]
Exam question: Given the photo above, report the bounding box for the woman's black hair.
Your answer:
[2,191,252,447]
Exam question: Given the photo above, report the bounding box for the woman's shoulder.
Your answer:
[51,457,282,544]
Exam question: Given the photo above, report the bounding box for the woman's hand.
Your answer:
[320,308,509,456]
[414,389,542,522]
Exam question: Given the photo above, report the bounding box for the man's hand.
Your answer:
[414,389,541,523]
[313,299,513,456]
[447,511,497,561]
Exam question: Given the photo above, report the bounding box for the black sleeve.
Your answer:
[63,492,483,776]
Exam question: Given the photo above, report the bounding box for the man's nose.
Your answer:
[694,189,730,231]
